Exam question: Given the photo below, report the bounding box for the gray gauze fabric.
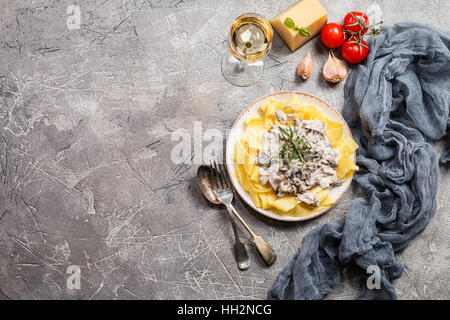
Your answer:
[269,23,450,300]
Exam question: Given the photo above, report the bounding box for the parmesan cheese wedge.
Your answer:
[271,0,328,52]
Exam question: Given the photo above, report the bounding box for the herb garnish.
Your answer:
[278,125,312,165]
[284,18,311,37]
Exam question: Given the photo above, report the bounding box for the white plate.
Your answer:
[226,91,356,222]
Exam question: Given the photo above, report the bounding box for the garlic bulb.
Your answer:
[297,50,313,80]
[323,51,347,83]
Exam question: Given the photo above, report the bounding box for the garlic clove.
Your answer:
[323,51,347,83]
[297,50,313,80]
[334,54,348,80]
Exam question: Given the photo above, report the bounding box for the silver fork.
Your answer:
[210,161,277,266]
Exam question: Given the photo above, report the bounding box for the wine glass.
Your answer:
[221,13,273,87]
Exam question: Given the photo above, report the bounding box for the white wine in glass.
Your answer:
[222,13,273,87]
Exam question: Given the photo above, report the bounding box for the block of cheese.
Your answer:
[271,0,328,52]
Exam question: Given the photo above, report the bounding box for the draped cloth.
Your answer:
[269,23,450,300]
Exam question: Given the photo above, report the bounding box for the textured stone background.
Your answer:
[0,0,449,300]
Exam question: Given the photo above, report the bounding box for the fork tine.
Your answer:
[213,160,224,190]
[225,164,233,189]
[216,161,224,189]
[209,161,219,191]
[220,163,231,189]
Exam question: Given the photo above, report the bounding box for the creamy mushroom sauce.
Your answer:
[255,111,341,207]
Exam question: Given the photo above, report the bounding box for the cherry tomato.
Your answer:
[343,11,370,36]
[320,23,345,49]
[341,38,369,64]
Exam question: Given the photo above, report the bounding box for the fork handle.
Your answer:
[225,204,256,238]
[253,234,277,266]
[225,204,277,266]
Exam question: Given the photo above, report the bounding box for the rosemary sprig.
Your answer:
[278,126,312,166]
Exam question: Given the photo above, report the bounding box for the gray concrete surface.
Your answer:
[0,0,449,300]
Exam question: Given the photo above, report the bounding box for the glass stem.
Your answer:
[239,60,246,71]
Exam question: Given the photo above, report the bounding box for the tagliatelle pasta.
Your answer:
[233,95,359,217]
